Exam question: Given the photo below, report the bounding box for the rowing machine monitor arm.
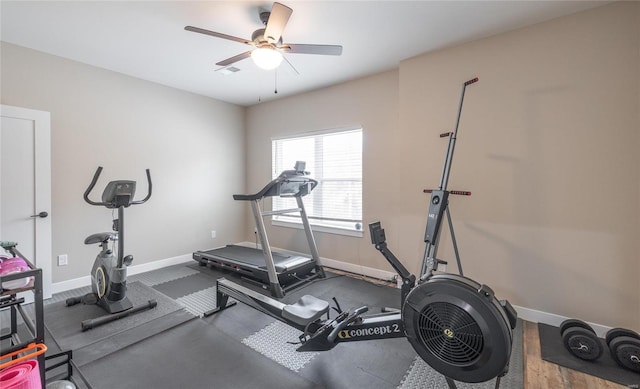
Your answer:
[369,222,416,304]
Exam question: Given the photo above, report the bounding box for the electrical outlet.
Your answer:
[211,230,216,239]
[57,254,68,266]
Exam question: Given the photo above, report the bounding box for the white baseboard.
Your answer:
[512,304,612,337]
[126,253,192,276]
[320,258,615,334]
[51,248,614,336]
[52,275,92,294]
[321,257,397,283]
[235,241,398,282]
[51,253,192,295]
[321,259,613,335]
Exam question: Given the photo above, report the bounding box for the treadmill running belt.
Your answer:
[207,245,292,271]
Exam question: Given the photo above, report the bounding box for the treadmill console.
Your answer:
[277,161,312,197]
[294,161,306,173]
[277,180,311,197]
[233,161,317,201]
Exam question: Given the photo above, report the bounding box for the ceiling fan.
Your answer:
[185,2,343,71]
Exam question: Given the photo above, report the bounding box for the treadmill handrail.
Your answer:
[233,172,318,201]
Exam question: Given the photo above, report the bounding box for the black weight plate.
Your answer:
[562,327,603,361]
[559,318,595,337]
[609,336,640,372]
[605,327,640,348]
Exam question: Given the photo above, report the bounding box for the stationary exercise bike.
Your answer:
[66,167,157,331]
[207,78,518,387]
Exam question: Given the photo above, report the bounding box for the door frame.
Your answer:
[1,104,52,299]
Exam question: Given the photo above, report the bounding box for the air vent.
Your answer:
[216,66,241,76]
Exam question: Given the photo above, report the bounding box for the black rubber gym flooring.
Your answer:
[35,263,525,388]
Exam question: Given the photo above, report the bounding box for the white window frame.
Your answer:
[271,127,363,238]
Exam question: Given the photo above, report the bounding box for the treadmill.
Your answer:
[194,161,326,298]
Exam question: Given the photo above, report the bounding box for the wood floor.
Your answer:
[523,321,628,389]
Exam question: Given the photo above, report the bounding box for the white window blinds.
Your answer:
[272,128,363,233]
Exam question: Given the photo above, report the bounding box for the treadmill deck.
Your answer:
[195,245,312,273]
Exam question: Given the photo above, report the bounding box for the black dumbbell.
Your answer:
[605,327,640,373]
[559,319,603,361]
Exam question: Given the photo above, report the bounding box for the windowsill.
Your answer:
[272,219,364,238]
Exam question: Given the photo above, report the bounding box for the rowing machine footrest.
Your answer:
[282,295,330,326]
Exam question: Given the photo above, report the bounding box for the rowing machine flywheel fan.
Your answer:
[402,274,515,383]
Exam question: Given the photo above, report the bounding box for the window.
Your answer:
[272,128,363,236]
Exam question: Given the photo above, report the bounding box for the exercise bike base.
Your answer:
[65,293,133,313]
[81,299,157,331]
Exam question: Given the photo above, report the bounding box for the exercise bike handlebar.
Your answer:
[83,166,152,207]
[130,169,152,205]
[84,167,105,206]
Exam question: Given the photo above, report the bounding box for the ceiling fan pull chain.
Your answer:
[274,70,278,94]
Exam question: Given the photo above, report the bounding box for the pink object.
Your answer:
[0,360,41,389]
[1,257,27,267]
[0,258,32,290]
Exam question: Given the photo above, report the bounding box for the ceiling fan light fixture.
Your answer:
[251,47,283,70]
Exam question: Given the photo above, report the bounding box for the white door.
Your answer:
[0,105,52,300]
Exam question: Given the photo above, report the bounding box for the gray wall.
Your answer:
[1,42,246,282]
[246,2,640,329]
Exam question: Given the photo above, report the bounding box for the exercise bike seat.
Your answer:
[282,295,330,326]
[84,232,116,245]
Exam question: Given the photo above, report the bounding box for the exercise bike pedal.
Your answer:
[65,296,81,307]
[123,255,133,266]
[66,292,98,307]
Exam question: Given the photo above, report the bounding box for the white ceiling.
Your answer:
[1,1,609,107]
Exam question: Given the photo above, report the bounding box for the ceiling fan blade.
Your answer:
[216,51,253,67]
[263,2,293,44]
[283,44,343,56]
[283,56,300,76]
[185,26,251,45]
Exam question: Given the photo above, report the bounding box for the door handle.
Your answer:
[30,211,48,218]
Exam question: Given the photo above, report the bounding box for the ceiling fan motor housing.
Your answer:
[402,274,516,383]
[251,28,282,47]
